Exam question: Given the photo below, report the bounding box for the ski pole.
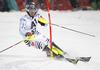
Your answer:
[38,18,95,37]
[0,35,35,53]
[51,23,95,37]
[0,40,24,53]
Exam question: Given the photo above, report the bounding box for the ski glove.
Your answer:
[24,32,35,47]
[38,17,49,27]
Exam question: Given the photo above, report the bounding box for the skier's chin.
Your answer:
[29,12,35,16]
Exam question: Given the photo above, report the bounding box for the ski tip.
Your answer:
[79,57,91,62]
[86,57,91,62]
[66,58,79,64]
[73,60,79,64]
[71,60,78,64]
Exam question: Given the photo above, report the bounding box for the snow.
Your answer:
[0,10,100,70]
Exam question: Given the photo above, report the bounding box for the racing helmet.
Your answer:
[25,2,38,13]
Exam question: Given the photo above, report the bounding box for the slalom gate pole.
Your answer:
[51,23,95,37]
[46,0,53,59]
[0,40,24,53]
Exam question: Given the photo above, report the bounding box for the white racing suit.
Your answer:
[19,13,50,49]
[19,13,65,58]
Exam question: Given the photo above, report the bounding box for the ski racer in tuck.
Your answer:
[19,2,66,59]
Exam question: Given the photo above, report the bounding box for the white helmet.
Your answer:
[25,2,38,13]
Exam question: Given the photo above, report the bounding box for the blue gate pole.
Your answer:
[52,0,54,10]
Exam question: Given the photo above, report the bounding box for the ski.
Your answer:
[51,54,91,64]
[65,58,79,64]
[77,57,91,62]
[61,54,91,64]
[64,57,91,64]
[55,54,79,64]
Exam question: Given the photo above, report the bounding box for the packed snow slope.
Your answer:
[0,10,100,70]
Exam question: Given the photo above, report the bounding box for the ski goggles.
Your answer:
[26,5,37,13]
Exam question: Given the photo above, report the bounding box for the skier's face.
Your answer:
[29,11,35,16]
[28,8,36,16]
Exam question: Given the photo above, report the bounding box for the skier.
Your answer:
[19,2,91,64]
[19,2,66,59]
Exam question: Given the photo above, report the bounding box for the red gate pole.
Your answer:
[46,0,53,59]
